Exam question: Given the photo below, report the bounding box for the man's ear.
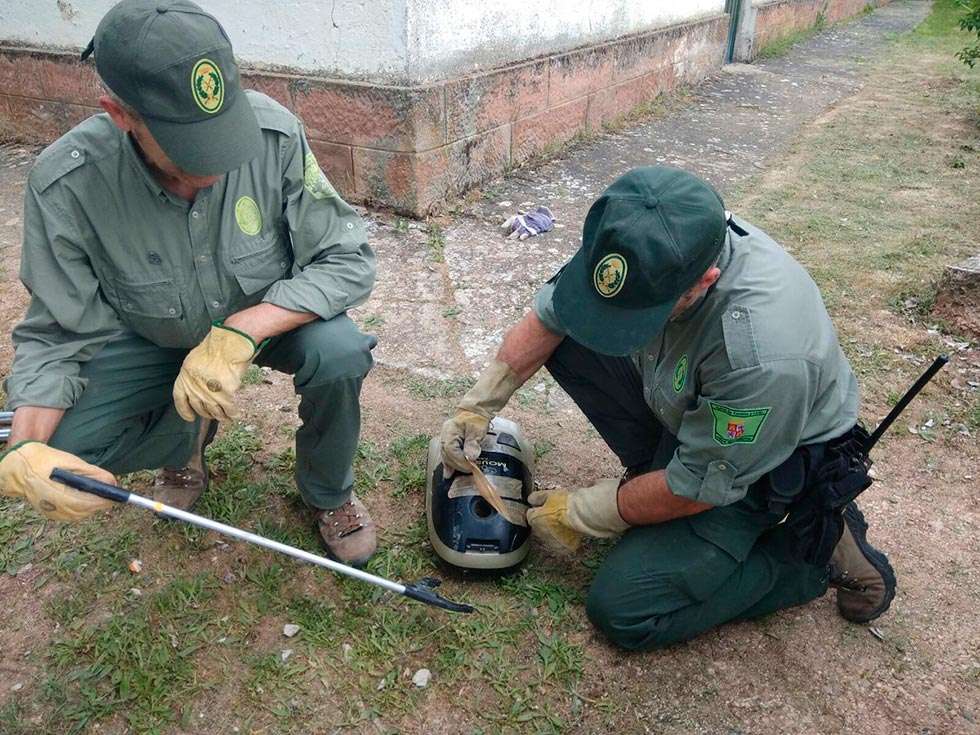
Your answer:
[99,94,136,132]
[700,266,722,290]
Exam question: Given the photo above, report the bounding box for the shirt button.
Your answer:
[198,254,209,262]
[731,311,741,319]
[212,300,221,308]
[192,211,200,219]
[279,261,287,268]
[718,463,727,471]
[70,149,80,159]
[168,307,176,315]
[346,222,354,230]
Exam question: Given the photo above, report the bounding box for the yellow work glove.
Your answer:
[0,442,116,522]
[439,359,522,473]
[173,324,258,422]
[526,479,629,554]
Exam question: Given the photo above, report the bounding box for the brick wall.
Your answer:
[753,0,890,55]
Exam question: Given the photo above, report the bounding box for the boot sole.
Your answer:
[841,503,896,622]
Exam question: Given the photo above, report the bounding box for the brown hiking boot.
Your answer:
[153,420,218,511]
[315,494,377,568]
[829,502,896,623]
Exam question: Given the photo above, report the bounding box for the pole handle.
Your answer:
[50,469,131,504]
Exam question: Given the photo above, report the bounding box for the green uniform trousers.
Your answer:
[47,314,375,510]
[545,337,829,650]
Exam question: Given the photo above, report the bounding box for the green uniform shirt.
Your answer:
[6,91,375,411]
[534,215,859,506]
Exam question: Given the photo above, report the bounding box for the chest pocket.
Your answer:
[227,232,292,297]
[111,276,187,348]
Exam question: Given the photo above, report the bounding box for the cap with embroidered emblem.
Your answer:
[81,0,261,175]
[552,166,727,356]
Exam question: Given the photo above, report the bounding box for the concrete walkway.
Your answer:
[360,0,930,379]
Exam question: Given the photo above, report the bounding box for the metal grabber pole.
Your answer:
[50,469,475,613]
[0,411,12,443]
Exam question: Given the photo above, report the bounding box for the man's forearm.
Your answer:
[223,303,317,343]
[497,310,565,384]
[8,406,67,445]
[617,469,712,526]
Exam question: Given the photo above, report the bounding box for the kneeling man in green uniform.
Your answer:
[0,0,378,565]
[441,166,896,649]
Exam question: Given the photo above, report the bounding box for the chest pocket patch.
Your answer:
[112,276,186,348]
[722,305,759,370]
[228,233,291,295]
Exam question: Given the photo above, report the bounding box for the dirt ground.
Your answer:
[0,2,978,734]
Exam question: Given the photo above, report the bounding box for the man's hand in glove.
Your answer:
[440,359,522,473]
[173,324,258,422]
[0,442,116,522]
[526,479,629,554]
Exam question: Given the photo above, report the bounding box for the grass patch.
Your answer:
[246,651,308,698]
[406,374,475,401]
[361,312,385,329]
[0,497,40,574]
[196,423,269,526]
[498,564,584,617]
[426,223,446,262]
[241,364,264,386]
[45,574,218,734]
[353,439,389,495]
[389,433,429,498]
[757,12,827,59]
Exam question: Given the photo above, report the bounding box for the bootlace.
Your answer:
[155,467,199,488]
[318,501,364,539]
[830,565,866,591]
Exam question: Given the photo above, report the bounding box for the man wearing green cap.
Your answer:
[440,166,896,649]
[0,0,379,565]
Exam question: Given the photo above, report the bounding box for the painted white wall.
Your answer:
[0,0,410,82]
[407,0,725,82]
[0,0,725,83]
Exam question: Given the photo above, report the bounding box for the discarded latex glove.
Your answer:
[500,206,555,240]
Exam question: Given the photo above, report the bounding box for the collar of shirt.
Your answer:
[669,229,735,325]
[121,131,197,209]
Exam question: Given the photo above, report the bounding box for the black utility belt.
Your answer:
[762,425,873,566]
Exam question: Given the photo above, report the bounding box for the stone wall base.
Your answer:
[753,0,890,56]
[0,13,727,216]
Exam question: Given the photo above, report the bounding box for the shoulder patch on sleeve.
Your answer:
[709,402,770,446]
[30,146,87,193]
[246,90,297,135]
[721,304,759,370]
[303,151,337,199]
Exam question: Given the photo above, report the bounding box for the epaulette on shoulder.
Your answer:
[30,143,87,193]
[246,89,297,136]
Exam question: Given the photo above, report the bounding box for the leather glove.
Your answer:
[526,479,629,554]
[439,359,521,473]
[0,442,116,522]
[173,324,258,422]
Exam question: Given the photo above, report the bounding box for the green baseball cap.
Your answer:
[82,0,261,176]
[552,166,727,356]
